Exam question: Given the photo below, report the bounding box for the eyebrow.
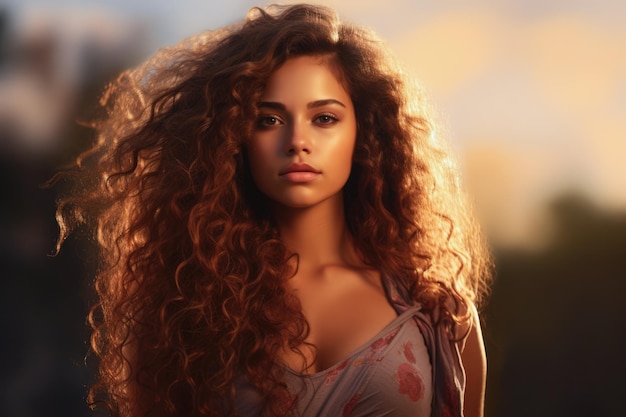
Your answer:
[257,99,346,110]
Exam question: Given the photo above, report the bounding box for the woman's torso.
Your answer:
[234,269,433,416]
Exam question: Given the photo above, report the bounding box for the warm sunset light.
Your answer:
[4,0,624,249]
[2,1,624,416]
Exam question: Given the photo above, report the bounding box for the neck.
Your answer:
[273,194,360,274]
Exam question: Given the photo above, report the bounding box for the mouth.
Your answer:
[279,162,321,176]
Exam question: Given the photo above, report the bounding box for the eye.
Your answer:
[314,113,338,125]
[256,115,283,128]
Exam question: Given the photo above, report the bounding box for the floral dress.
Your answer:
[234,276,466,417]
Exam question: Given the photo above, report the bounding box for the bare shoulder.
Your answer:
[460,303,487,417]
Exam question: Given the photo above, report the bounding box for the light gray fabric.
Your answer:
[283,303,432,416]
[233,275,466,417]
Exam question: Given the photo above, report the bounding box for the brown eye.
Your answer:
[314,113,338,125]
[257,115,283,128]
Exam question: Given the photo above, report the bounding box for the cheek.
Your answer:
[339,132,357,172]
[341,140,355,166]
[327,139,356,188]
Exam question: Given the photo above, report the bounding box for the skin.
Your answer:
[248,55,397,373]
[461,307,487,417]
[247,56,356,211]
[248,55,486,415]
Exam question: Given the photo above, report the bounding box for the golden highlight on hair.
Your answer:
[52,4,492,416]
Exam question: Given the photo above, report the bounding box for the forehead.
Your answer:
[261,55,351,103]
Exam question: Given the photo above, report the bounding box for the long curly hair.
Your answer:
[52,3,491,417]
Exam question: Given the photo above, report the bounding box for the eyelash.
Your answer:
[256,112,339,128]
[257,114,283,128]
[314,112,339,125]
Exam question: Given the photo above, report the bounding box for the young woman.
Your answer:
[53,4,492,417]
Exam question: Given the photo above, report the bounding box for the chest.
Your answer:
[235,306,433,417]
[283,270,398,374]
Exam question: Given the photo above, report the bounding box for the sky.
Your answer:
[4,0,626,248]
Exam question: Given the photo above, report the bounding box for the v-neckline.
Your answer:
[283,303,421,379]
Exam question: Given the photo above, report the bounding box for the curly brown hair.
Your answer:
[52,3,491,417]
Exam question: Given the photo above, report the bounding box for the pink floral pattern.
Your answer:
[396,362,424,402]
[343,327,400,367]
[342,392,361,417]
[403,341,416,364]
[370,328,398,351]
[324,359,349,385]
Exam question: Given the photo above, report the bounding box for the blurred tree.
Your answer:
[0,9,7,68]
[484,192,626,417]
[0,10,147,416]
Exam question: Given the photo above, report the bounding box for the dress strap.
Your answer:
[380,272,414,314]
[381,274,466,417]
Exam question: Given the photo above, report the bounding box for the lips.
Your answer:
[279,163,321,176]
[279,162,321,182]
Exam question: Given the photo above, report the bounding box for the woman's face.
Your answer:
[247,55,357,209]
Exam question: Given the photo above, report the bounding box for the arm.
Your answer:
[460,305,487,417]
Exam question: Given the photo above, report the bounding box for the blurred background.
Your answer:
[1,0,624,416]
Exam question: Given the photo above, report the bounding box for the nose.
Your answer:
[284,121,311,155]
